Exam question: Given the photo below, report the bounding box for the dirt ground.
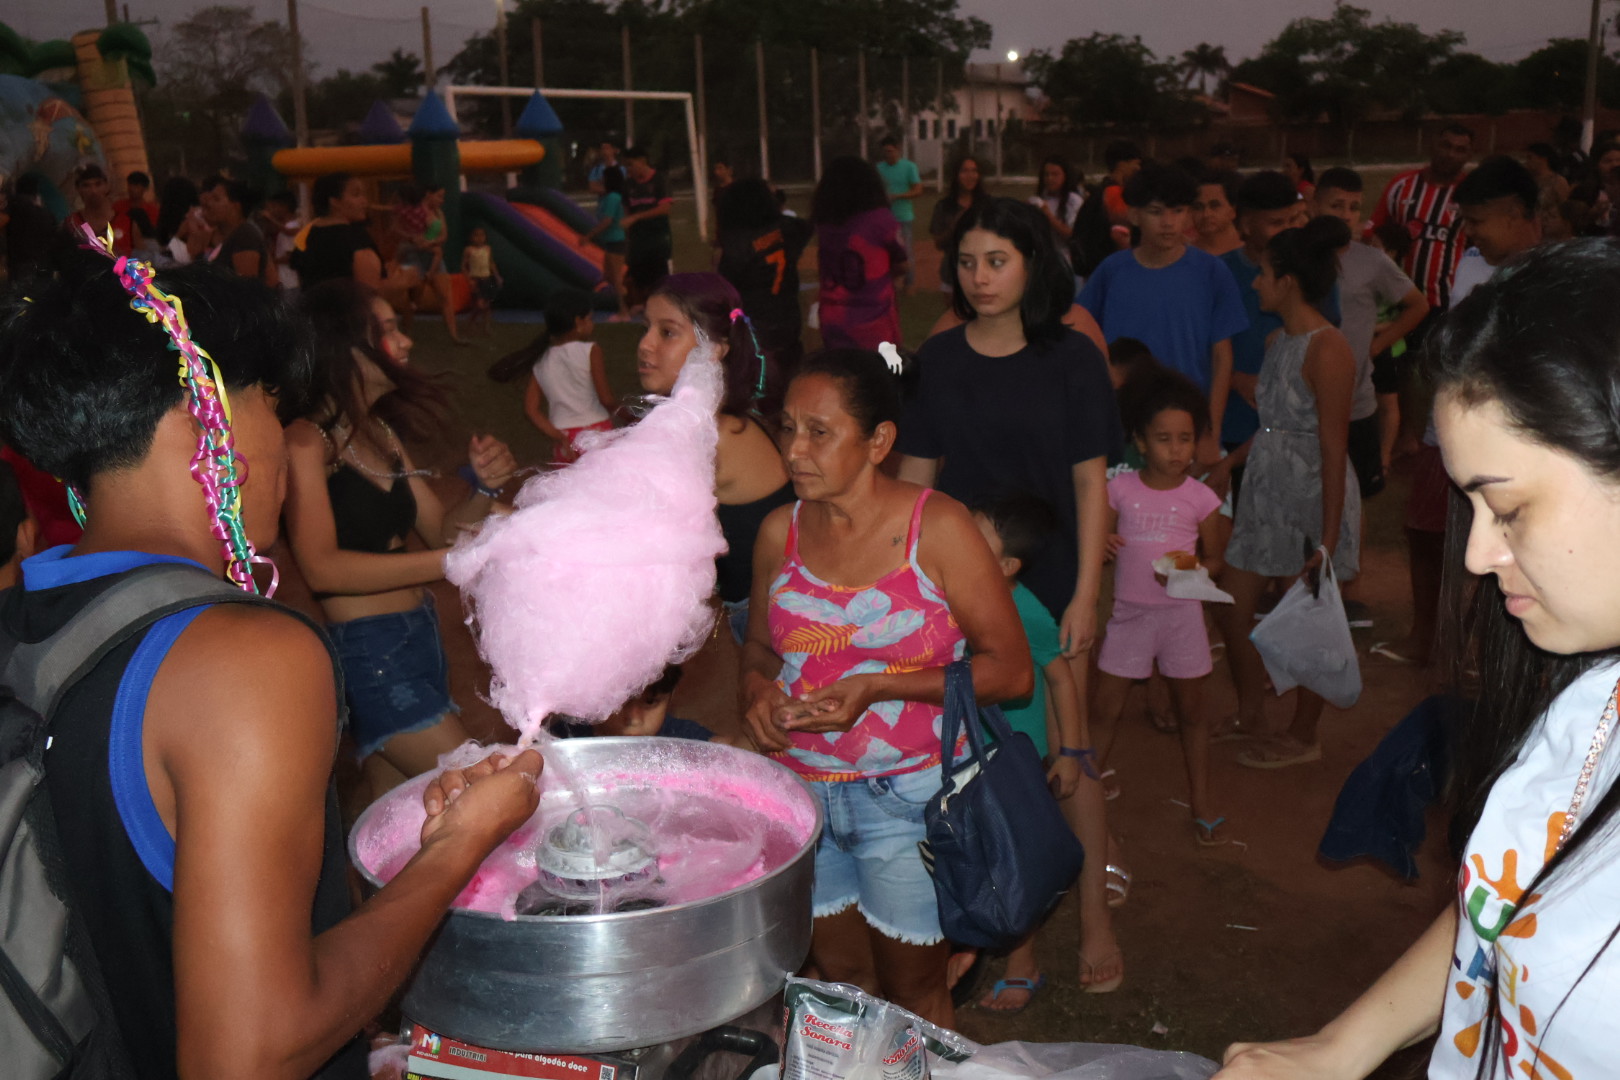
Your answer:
[302,190,1453,1072]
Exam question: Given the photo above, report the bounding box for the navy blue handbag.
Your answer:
[919,660,1085,949]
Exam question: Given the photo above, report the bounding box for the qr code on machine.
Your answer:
[599,1067,615,1080]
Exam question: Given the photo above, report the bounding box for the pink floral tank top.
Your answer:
[768,489,967,780]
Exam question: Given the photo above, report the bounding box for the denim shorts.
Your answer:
[325,596,459,758]
[809,765,943,946]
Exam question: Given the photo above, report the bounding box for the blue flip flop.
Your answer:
[1194,817,1228,846]
[981,974,1046,1014]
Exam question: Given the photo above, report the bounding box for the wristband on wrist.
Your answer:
[1059,745,1100,779]
[474,482,504,499]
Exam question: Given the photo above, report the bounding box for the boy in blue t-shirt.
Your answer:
[1078,163,1248,446]
[971,496,1123,1006]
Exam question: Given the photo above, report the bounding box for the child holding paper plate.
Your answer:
[1095,372,1229,845]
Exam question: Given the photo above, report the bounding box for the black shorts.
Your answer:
[1348,414,1385,499]
[1371,346,1401,395]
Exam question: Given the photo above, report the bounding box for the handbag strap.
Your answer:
[940,659,1021,781]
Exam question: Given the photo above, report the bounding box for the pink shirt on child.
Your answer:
[1108,471,1222,606]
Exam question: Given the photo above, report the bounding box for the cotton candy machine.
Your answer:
[350,736,821,1053]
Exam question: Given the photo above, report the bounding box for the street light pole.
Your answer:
[1582,0,1604,153]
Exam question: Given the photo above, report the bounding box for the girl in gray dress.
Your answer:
[1218,216,1359,769]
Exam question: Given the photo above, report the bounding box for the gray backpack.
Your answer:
[0,564,299,1078]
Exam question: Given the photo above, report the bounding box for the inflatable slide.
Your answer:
[462,188,619,309]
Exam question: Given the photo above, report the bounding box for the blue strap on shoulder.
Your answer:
[108,606,209,893]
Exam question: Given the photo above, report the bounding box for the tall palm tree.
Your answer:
[1180,43,1231,95]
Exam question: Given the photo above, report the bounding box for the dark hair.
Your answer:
[487,288,594,382]
[1285,152,1315,184]
[297,279,448,442]
[1440,122,1476,142]
[126,170,150,188]
[0,461,27,565]
[1104,140,1142,170]
[155,176,199,245]
[265,189,297,210]
[973,493,1061,568]
[15,174,41,199]
[75,163,107,185]
[810,156,889,226]
[201,173,254,213]
[947,197,1073,350]
[1236,170,1301,214]
[1526,142,1558,165]
[312,172,355,216]
[0,263,312,492]
[716,177,781,233]
[879,135,900,150]
[1423,238,1620,1077]
[1266,216,1351,304]
[1035,155,1078,201]
[395,181,423,206]
[944,154,987,204]
[1107,336,1158,372]
[651,272,771,417]
[638,663,683,702]
[1172,155,1207,177]
[792,348,902,438]
[1122,163,1198,209]
[1197,169,1242,206]
[1455,154,1539,218]
[1370,222,1413,262]
[1123,369,1210,441]
[600,163,625,196]
[623,145,651,163]
[1315,166,1363,195]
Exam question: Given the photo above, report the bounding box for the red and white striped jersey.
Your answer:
[1369,168,1466,311]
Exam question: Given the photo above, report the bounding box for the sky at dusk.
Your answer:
[3,0,1598,81]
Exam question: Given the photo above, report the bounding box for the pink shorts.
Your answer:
[1098,600,1212,680]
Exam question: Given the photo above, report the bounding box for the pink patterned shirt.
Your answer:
[768,490,967,780]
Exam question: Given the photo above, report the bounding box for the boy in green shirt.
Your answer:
[972,496,1124,1007]
[875,136,923,291]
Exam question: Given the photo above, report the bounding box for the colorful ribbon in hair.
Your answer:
[728,306,770,407]
[75,223,272,595]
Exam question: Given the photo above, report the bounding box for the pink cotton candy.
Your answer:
[445,347,727,744]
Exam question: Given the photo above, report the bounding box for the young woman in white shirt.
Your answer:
[1218,238,1620,1079]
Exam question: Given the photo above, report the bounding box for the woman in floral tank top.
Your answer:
[741,348,1031,1029]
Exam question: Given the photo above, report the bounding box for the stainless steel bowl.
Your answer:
[349,736,820,1053]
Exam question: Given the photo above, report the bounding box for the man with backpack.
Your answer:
[1069,140,1142,282]
[0,261,542,1078]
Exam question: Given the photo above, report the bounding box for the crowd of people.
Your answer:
[0,115,1617,1080]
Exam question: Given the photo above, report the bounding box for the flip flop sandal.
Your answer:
[1210,721,1262,743]
[1099,767,1120,801]
[1237,740,1323,770]
[1080,955,1125,995]
[1104,863,1132,908]
[979,974,1046,1014]
[1369,641,1420,664]
[1148,710,1180,734]
[1194,816,1228,846]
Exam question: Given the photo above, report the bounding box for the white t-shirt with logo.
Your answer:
[1430,660,1620,1080]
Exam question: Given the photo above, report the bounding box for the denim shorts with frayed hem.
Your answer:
[326,596,459,759]
[808,765,943,946]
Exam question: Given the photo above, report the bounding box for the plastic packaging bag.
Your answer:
[933,1041,1216,1080]
[782,977,974,1080]
[1249,549,1361,709]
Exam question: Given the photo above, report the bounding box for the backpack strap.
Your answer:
[1,563,346,737]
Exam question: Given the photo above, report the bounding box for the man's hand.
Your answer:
[421,749,543,849]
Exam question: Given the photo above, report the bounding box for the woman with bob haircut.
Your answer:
[895,197,1124,999]
[811,156,908,351]
[1218,238,1620,1079]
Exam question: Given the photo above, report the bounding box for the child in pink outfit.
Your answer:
[1096,375,1229,845]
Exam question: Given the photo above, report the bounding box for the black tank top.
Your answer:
[326,463,417,554]
[0,549,366,1080]
[715,481,795,604]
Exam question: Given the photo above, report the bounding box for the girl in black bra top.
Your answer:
[283,280,517,788]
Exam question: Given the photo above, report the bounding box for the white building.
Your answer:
[904,61,1041,179]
